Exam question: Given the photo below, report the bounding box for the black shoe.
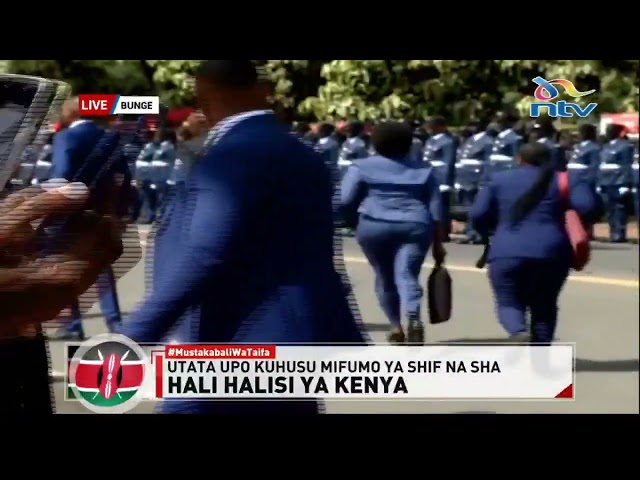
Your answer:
[49,329,86,341]
[387,328,406,344]
[407,324,425,345]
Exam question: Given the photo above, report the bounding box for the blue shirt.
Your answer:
[340,154,441,225]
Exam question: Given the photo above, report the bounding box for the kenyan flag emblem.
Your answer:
[68,334,147,413]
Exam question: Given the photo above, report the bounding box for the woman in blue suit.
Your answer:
[470,142,600,344]
[341,122,446,344]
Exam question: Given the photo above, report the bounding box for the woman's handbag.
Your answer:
[558,171,591,271]
[427,261,452,324]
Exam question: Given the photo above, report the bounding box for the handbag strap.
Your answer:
[557,171,569,207]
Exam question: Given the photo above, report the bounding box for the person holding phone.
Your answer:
[340,121,446,344]
[0,179,125,413]
[48,97,125,340]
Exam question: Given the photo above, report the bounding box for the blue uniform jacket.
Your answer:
[598,138,634,187]
[51,120,129,186]
[568,140,600,185]
[537,136,566,171]
[492,129,523,159]
[470,165,600,263]
[316,136,340,168]
[423,133,457,187]
[340,154,442,226]
[120,114,365,413]
[457,132,493,188]
[339,137,368,161]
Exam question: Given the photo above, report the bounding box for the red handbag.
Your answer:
[557,171,590,271]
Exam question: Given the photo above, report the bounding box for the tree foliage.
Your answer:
[2,59,637,124]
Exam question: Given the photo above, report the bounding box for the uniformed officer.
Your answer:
[598,123,635,242]
[456,121,497,244]
[135,131,160,224]
[488,112,523,180]
[407,120,424,162]
[151,130,176,216]
[423,116,458,241]
[339,120,369,162]
[292,121,316,148]
[315,122,340,180]
[568,124,601,188]
[532,117,566,171]
[340,121,446,344]
[34,134,54,183]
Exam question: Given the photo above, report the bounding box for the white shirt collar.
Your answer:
[69,119,91,129]
[204,109,273,148]
[473,132,485,141]
[432,133,444,140]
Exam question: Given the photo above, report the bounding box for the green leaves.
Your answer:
[2,60,638,122]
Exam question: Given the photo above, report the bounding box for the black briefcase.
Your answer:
[427,263,452,324]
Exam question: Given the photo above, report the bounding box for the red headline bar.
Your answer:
[165,345,276,359]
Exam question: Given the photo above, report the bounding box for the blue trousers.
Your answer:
[356,216,431,326]
[459,188,481,241]
[441,190,451,237]
[488,258,569,344]
[600,185,627,241]
[64,267,122,335]
[134,181,158,224]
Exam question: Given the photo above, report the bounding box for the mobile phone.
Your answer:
[0,74,59,190]
[14,80,71,186]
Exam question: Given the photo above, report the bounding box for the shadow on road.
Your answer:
[441,337,639,372]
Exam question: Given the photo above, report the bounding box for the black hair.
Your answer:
[293,121,310,136]
[427,116,447,128]
[495,110,520,127]
[605,123,625,139]
[578,123,597,141]
[533,116,556,135]
[318,122,334,138]
[161,129,177,144]
[195,60,260,88]
[510,142,555,226]
[347,120,364,138]
[371,121,413,159]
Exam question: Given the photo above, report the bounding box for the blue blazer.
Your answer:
[341,154,441,226]
[470,165,600,263]
[50,120,129,184]
[121,114,365,413]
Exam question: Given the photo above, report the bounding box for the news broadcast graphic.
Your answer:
[152,344,575,400]
[65,338,575,412]
[78,94,160,116]
[67,334,149,414]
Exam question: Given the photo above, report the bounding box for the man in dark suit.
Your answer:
[49,97,124,340]
[121,60,365,414]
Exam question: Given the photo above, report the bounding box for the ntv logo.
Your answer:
[529,76,597,118]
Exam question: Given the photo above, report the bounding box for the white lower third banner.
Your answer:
[148,344,575,400]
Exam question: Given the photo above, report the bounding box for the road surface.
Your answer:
[50,226,639,414]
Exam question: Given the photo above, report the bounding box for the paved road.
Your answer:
[51,227,639,414]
